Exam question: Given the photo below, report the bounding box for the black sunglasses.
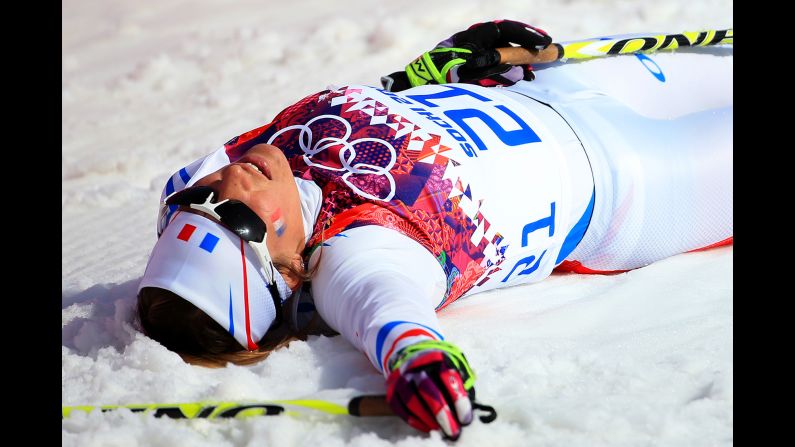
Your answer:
[165,186,284,331]
[166,186,266,242]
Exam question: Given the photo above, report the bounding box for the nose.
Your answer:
[212,164,255,202]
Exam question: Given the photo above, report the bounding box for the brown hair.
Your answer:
[136,259,316,368]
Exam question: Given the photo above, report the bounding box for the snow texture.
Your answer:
[62,1,733,445]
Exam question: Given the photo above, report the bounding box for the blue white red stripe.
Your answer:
[375,321,444,372]
[270,208,285,237]
[161,164,199,233]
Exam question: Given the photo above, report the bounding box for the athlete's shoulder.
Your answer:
[157,148,230,235]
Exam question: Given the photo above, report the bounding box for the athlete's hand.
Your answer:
[451,20,553,85]
[381,20,552,91]
[385,340,476,440]
[453,20,552,53]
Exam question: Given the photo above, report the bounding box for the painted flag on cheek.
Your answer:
[270,209,285,237]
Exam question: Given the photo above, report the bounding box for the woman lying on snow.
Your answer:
[136,20,732,440]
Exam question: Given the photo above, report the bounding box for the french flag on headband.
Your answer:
[176,223,220,253]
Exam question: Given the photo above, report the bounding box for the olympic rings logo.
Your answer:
[267,115,397,202]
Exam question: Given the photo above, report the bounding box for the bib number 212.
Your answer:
[407,85,541,157]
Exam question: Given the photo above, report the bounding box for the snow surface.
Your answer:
[62,1,733,445]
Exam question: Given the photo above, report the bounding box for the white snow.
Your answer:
[62,0,733,445]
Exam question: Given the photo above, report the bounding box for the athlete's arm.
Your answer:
[308,225,477,438]
[308,225,447,373]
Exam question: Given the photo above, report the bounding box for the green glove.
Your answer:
[404,47,474,87]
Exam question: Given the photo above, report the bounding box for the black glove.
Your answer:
[381,20,552,92]
[452,20,552,86]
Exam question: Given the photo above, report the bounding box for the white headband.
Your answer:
[139,211,291,350]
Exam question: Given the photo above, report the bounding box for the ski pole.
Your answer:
[63,394,393,419]
[63,394,498,422]
[497,28,733,65]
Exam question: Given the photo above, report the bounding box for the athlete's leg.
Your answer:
[508,48,733,271]
[519,46,732,120]
[565,104,733,271]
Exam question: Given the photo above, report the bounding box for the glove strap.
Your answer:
[388,340,477,391]
[405,47,472,87]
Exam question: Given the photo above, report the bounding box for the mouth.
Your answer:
[236,155,273,180]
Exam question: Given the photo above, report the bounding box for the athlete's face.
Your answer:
[190,144,305,277]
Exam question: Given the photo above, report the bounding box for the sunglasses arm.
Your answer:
[187,192,227,222]
[249,240,276,285]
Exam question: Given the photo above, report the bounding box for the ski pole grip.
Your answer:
[497,44,563,65]
[347,395,394,417]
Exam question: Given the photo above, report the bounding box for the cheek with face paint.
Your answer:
[191,144,306,266]
[270,208,286,237]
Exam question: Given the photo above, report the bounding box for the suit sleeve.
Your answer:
[308,225,449,375]
[156,147,231,236]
